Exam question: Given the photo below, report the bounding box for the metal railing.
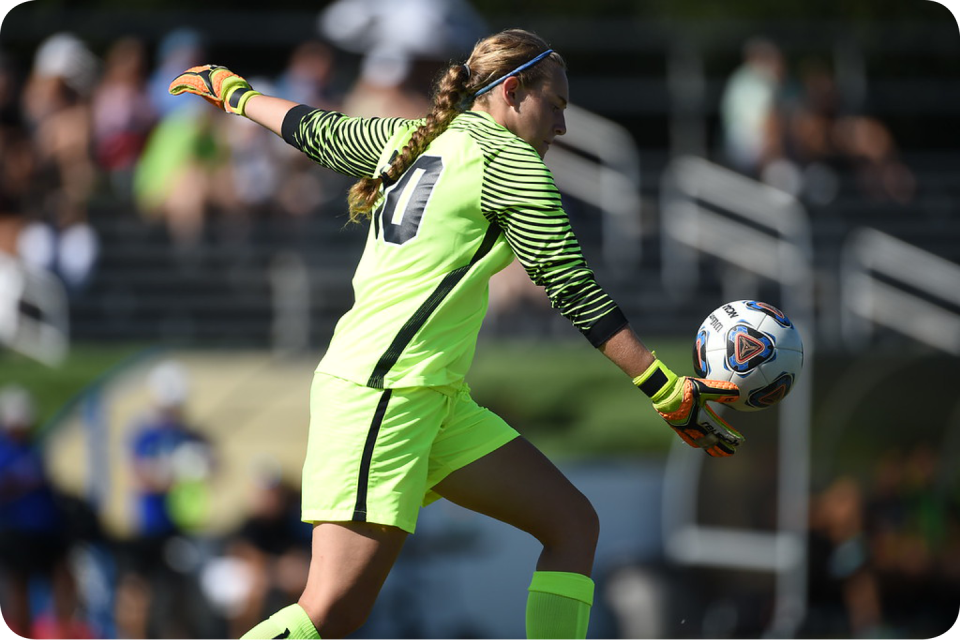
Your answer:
[0,253,69,366]
[841,227,960,355]
[545,104,644,272]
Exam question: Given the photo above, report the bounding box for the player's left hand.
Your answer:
[634,358,743,457]
[168,65,261,116]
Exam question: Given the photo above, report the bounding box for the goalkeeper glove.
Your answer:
[634,358,743,457]
[168,65,261,116]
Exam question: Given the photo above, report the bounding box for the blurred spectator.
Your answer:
[115,359,216,638]
[721,39,917,208]
[147,28,206,118]
[128,359,214,542]
[806,476,884,637]
[132,101,225,248]
[320,0,485,119]
[865,444,958,636]
[218,80,287,228]
[718,37,787,178]
[274,40,340,110]
[202,462,310,638]
[340,48,431,119]
[0,385,88,638]
[18,32,100,292]
[271,43,351,220]
[134,28,225,249]
[91,37,158,198]
[781,59,916,205]
[318,0,487,61]
[832,113,916,204]
[0,53,34,258]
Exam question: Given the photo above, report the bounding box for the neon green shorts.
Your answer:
[301,372,520,533]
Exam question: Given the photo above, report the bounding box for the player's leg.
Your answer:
[241,521,407,639]
[434,436,599,574]
[432,430,599,639]
[241,375,445,638]
[299,522,407,636]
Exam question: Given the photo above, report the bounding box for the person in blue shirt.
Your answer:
[0,385,68,637]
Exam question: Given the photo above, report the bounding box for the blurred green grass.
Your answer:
[0,343,152,431]
[469,337,693,458]
[1,338,694,456]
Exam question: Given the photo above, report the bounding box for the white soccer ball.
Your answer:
[693,300,804,412]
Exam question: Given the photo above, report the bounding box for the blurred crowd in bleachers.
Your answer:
[0,0,493,300]
[804,445,960,638]
[2,27,374,293]
[0,16,936,300]
[1,364,314,639]
[718,36,917,208]
[1,4,958,637]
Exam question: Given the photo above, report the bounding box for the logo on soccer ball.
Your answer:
[745,300,793,328]
[747,372,794,408]
[725,324,775,373]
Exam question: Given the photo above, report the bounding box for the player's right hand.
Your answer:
[168,65,261,116]
[634,358,743,457]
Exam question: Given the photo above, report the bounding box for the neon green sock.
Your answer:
[525,571,595,639]
[240,603,320,639]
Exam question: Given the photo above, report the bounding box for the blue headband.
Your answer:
[472,49,554,98]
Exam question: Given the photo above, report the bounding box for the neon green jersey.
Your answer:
[282,106,627,389]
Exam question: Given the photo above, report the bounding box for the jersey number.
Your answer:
[376,155,444,245]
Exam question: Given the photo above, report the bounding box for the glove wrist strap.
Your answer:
[227,87,261,115]
[633,358,672,398]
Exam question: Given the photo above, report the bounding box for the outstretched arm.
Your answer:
[242,94,299,137]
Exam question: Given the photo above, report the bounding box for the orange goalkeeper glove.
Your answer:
[168,65,261,116]
[634,358,743,457]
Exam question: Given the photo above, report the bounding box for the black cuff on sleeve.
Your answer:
[583,307,629,348]
[281,104,318,149]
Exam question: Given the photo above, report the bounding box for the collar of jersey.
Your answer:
[460,109,541,157]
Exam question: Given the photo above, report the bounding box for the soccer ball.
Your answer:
[693,300,804,412]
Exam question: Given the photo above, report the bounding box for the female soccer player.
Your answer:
[170,28,742,639]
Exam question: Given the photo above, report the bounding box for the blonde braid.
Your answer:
[347,63,471,222]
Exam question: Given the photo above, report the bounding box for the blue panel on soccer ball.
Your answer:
[694,328,710,377]
[724,324,775,373]
[747,372,794,409]
[745,300,793,328]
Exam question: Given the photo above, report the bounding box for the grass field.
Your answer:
[2,337,697,456]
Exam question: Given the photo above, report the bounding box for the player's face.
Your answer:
[509,64,568,158]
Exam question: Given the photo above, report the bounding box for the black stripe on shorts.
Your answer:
[353,388,393,522]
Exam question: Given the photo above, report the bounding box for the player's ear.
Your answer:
[501,76,521,107]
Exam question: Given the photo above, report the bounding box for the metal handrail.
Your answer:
[545,104,644,272]
[841,227,960,355]
[0,252,69,366]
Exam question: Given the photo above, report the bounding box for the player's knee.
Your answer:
[571,492,600,549]
[540,489,600,552]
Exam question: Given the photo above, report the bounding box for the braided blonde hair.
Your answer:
[346,28,565,222]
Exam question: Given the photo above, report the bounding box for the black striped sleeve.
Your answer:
[480,138,627,347]
[280,105,417,178]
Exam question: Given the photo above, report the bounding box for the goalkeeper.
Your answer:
[170,29,741,640]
